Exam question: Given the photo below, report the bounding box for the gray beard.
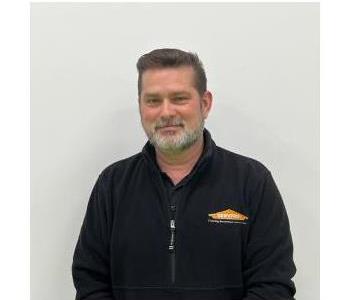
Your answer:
[148,119,205,154]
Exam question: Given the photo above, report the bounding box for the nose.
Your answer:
[160,99,176,117]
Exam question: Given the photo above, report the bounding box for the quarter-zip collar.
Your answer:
[142,128,215,185]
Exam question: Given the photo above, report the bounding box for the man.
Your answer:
[72,48,296,300]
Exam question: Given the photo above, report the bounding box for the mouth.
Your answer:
[156,124,183,130]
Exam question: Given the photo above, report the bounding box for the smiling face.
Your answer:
[139,66,212,154]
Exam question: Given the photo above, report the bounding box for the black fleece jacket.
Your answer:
[72,130,296,300]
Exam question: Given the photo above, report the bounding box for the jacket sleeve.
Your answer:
[242,171,296,300]
[72,174,114,300]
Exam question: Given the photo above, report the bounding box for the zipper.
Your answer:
[169,204,176,284]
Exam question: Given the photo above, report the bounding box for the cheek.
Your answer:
[184,108,204,123]
[140,110,158,124]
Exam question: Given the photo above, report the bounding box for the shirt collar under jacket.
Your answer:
[141,128,215,186]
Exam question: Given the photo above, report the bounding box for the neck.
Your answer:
[155,135,204,184]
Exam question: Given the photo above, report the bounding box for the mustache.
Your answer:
[154,117,184,129]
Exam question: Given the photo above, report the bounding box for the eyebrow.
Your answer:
[143,91,191,100]
[143,93,161,98]
[170,92,190,96]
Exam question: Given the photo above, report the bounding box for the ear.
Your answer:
[200,91,213,119]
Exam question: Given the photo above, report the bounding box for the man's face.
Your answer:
[139,66,212,154]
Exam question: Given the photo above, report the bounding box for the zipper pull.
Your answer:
[169,219,176,251]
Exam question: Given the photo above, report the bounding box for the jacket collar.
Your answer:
[142,128,215,177]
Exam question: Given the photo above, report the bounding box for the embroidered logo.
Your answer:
[208,209,248,224]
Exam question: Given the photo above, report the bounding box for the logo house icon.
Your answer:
[208,209,248,223]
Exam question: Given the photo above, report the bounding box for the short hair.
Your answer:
[136,48,207,97]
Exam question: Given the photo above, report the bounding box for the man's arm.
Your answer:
[243,171,296,300]
[72,175,114,300]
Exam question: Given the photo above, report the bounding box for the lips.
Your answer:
[156,124,183,130]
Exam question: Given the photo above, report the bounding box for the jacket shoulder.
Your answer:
[215,146,270,178]
[97,152,144,183]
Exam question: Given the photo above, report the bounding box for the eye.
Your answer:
[145,98,161,105]
[173,96,188,102]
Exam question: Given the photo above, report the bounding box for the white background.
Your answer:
[30,3,319,300]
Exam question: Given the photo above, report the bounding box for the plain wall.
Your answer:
[31,3,319,300]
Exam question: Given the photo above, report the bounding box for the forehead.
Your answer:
[141,66,196,94]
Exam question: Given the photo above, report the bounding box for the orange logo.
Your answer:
[208,209,248,222]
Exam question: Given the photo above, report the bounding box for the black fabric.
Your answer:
[72,129,296,300]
